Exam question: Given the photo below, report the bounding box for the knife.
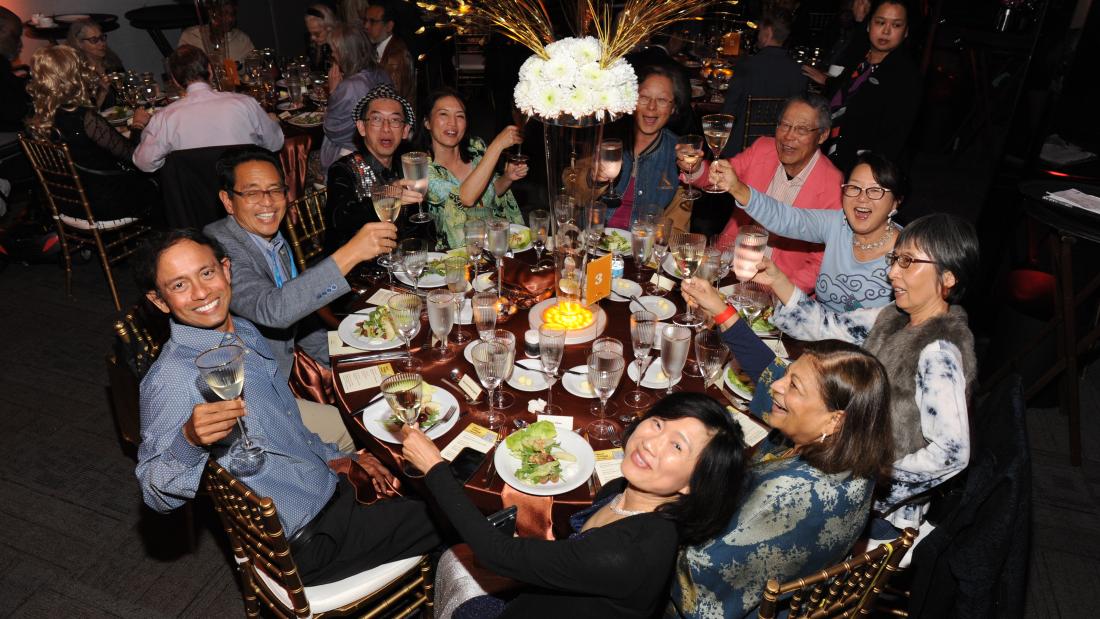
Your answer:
[333,350,408,364]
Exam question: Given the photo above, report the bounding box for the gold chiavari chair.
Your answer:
[283,187,327,271]
[743,96,788,151]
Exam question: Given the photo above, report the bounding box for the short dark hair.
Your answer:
[368,1,395,24]
[781,92,832,133]
[168,45,210,86]
[0,7,22,59]
[852,151,906,203]
[761,11,793,45]
[215,146,285,193]
[895,213,979,304]
[418,87,473,164]
[793,340,894,479]
[133,229,227,294]
[623,393,747,545]
[635,62,690,125]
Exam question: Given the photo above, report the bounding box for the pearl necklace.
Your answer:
[853,224,895,252]
[608,493,647,517]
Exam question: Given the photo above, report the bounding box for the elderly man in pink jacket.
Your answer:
[687,94,842,294]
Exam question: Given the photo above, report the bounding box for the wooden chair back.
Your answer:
[758,528,918,619]
[743,96,788,151]
[283,188,328,271]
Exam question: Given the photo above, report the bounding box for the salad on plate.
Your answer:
[382,384,444,430]
[505,421,577,485]
[599,230,630,253]
[355,306,397,340]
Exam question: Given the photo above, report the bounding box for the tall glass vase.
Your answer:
[539,114,609,237]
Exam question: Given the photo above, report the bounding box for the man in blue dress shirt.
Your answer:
[134,229,438,585]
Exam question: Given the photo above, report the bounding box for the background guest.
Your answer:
[65,19,124,109]
[363,2,415,106]
[177,0,255,63]
[304,3,339,73]
[320,24,391,172]
[0,6,28,132]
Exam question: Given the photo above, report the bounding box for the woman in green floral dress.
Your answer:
[421,88,528,249]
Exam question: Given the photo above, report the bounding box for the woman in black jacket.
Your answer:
[400,393,747,618]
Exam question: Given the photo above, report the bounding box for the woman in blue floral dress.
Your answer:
[420,88,527,249]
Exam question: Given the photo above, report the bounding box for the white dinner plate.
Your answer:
[628,295,677,321]
[561,365,597,399]
[626,358,682,389]
[287,111,324,127]
[724,363,755,401]
[609,278,643,302]
[662,254,685,279]
[275,101,300,111]
[508,359,550,391]
[508,223,532,253]
[360,384,460,444]
[597,228,631,254]
[396,252,448,288]
[337,312,402,351]
[100,106,133,126]
[495,429,596,496]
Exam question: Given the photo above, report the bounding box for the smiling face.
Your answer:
[620,415,714,497]
[842,163,897,236]
[305,16,327,45]
[146,239,234,332]
[425,95,467,149]
[218,160,287,241]
[868,2,908,55]
[634,74,675,139]
[77,24,107,60]
[357,98,410,161]
[888,242,955,315]
[774,101,827,174]
[767,357,842,446]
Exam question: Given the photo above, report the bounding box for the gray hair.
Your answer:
[328,23,377,75]
[65,19,100,50]
[781,93,832,134]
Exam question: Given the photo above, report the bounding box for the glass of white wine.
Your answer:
[486,218,510,299]
[444,256,472,344]
[528,209,550,268]
[371,184,402,268]
[195,344,265,477]
[400,151,431,224]
[675,134,705,201]
[464,219,486,278]
[381,372,425,477]
[671,230,707,327]
[701,114,734,194]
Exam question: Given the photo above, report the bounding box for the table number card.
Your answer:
[440,423,499,461]
[536,414,574,432]
[593,448,624,485]
[338,363,394,393]
[650,273,676,292]
[365,288,398,307]
[585,253,612,304]
[328,331,360,356]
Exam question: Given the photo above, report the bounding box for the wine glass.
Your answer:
[586,203,607,250]
[552,195,578,231]
[646,217,674,296]
[694,329,729,389]
[464,219,486,278]
[387,293,423,371]
[444,256,472,344]
[195,344,265,477]
[733,225,769,281]
[586,351,626,442]
[471,291,498,342]
[400,151,431,224]
[372,184,402,268]
[399,238,427,295]
[660,325,691,394]
[539,324,566,415]
[426,290,455,359]
[623,310,657,412]
[671,231,707,327]
[489,329,516,409]
[486,218,510,298]
[631,219,655,289]
[470,340,509,432]
[598,138,624,202]
[701,114,735,193]
[733,281,773,328]
[675,135,705,201]
[381,372,425,476]
[528,209,550,268]
[701,247,724,288]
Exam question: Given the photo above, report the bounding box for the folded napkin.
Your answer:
[497,256,555,309]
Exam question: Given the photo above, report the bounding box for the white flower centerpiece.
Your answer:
[514,36,638,123]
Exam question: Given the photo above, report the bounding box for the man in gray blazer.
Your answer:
[205,146,397,450]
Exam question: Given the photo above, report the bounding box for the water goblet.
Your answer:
[585,351,626,442]
[660,325,692,394]
[486,218,510,298]
[489,329,516,409]
[426,290,455,359]
[399,238,428,295]
[733,225,769,281]
[471,341,509,432]
[694,329,729,389]
[622,310,657,413]
[472,292,498,342]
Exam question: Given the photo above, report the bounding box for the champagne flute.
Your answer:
[486,218,510,299]
[426,290,455,359]
[733,225,769,281]
[381,373,425,476]
[660,325,691,394]
[701,114,734,193]
[195,344,266,477]
[675,135,705,201]
[539,324,566,415]
[694,329,729,389]
[400,238,427,295]
[444,256,472,344]
[372,184,402,268]
[631,219,655,289]
[623,310,657,411]
[647,217,674,296]
[387,293,423,371]
[528,209,550,268]
[472,291,498,342]
[586,351,626,442]
[490,329,516,409]
[471,341,509,432]
[671,231,707,327]
[464,219,486,278]
[598,138,624,202]
[400,151,431,224]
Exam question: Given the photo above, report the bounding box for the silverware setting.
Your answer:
[333,350,408,364]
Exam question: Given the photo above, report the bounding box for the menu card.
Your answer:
[338,363,394,393]
[594,448,624,485]
[328,331,360,356]
[585,253,612,304]
[727,407,770,447]
[440,423,499,461]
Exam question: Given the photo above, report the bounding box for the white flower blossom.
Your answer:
[513,37,639,120]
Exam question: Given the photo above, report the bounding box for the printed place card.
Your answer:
[458,374,484,400]
[650,273,676,291]
[593,448,624,485]
[727,408,770,447]
[365,288,397,306]
[338,363,394,393]
[536,414,574,432]
[440,423,499,461]
[277,110,292,120]
[328,331,360,356]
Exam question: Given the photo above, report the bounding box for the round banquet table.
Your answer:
[331,256,777,539]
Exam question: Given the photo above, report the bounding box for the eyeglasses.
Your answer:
[776,121,820,137]
[638,95,674,110]
[366,115,406,129]
[81,34,108,44]
[885,252,936,269]
[230,187,288,204]
[841,184,892,200]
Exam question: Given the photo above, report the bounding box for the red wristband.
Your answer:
[714,304,736,325]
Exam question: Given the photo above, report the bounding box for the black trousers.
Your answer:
[292,477,441,586]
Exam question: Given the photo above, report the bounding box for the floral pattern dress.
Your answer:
[427,137,524,250]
